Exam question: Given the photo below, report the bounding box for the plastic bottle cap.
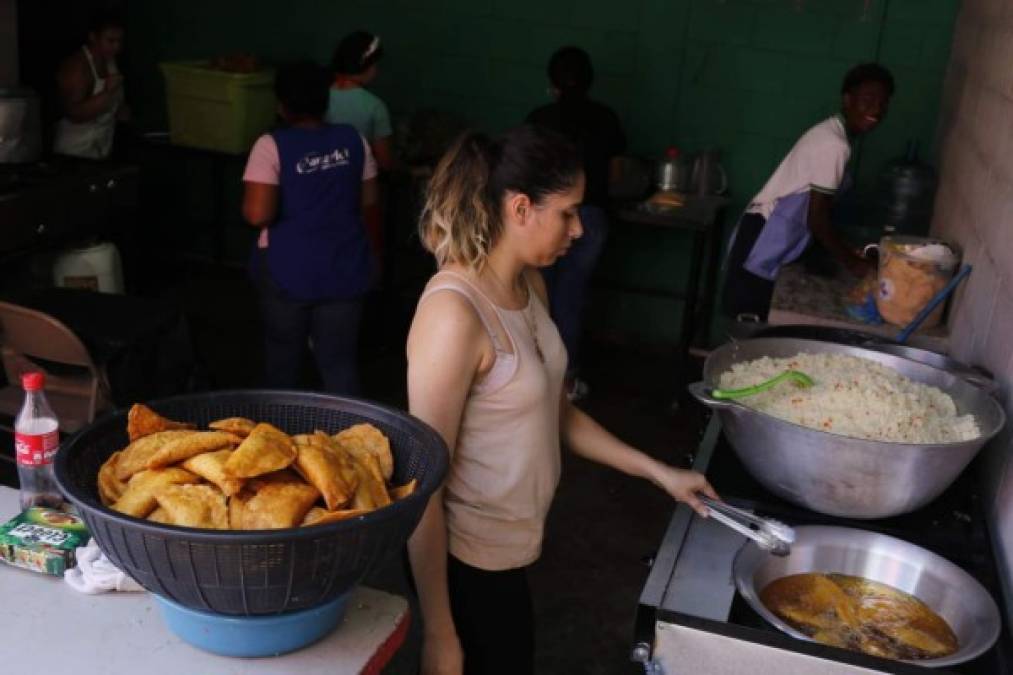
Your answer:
[21,372,45,391]
[665,147,680,159]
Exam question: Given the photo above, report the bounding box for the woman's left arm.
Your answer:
[560,399,716,516]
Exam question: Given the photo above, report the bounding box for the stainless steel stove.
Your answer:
[633,416,1011,674]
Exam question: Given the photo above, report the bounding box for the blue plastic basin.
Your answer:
[155,592,349,657]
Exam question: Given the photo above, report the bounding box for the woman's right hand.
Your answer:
[420,630,464,675]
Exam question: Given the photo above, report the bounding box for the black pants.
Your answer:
[448,555,535,675]
[253,251,364,395]
[722,212,776,321]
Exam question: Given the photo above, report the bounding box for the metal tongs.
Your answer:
[700,496,796,556]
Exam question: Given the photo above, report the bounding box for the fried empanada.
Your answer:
[224,423,297,478]
[232,470,320,529]
[154,484,228,529]
[98,451,127,506]
[148,507,173,524]
[301,506,370,526]
[388,478,417,501]
[115,430,198,481]
[351,453,391,511]
[293,432,359,510]
[145,431,241,470]
[228,490,249,529]
[127,403,195,442]
[209,417,257,438]
[333,423,393,481]
[111,467,200,518]
[182,449,245,496]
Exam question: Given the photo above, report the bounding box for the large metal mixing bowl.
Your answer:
[689,338,1005,518]
[733,526,1001,668]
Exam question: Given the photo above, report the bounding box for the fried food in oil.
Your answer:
[761,573,958,661]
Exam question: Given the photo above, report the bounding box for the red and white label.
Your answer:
[15,431,59,467]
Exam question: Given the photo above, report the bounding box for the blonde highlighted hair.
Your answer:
[419,125,582,270]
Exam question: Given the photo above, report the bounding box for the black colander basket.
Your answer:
[54,390,448,616]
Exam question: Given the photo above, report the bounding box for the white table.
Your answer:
[0,486,410,674]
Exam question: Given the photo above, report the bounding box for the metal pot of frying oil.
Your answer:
[734,526,1001,667]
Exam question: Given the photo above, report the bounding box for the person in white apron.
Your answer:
[54,10,127,160]
[722,63,893,321]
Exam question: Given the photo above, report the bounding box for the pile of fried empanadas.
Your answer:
[98,404,416,530]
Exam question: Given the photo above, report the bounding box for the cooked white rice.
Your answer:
[717,352,980,443]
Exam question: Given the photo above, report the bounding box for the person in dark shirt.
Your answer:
[526,46,626,400]
[242,61,379,394]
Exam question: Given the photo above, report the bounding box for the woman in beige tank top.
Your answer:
[406,126,718,675]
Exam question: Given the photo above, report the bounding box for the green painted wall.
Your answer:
[125,0,958,343]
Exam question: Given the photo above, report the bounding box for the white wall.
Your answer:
[931,0,1013,631]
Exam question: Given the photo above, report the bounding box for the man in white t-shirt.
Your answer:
[723,63,894,320]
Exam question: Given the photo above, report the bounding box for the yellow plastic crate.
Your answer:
[160,61,276,155]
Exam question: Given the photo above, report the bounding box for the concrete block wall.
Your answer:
[123,0,958,342]
[930,0,1013,631]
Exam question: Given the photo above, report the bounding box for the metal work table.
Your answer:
[611,196,730,396]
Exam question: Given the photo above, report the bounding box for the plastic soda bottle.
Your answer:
[14,371,63,509]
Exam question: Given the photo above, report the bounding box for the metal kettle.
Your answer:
[691,149,728,196]
[655,147,694,192]
[0,87,42,164]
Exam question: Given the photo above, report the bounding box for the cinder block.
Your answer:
[492,0,572,25]
[966,240,1000,360]
[981,430,1012,520]
[920,24,957,70]
[832,19,881,60]
[731,48,790,93]
[688,0,755,46]
[947,229,986,361]
[949,16,978,65]
[570,0,642,32]
[594,30,640,75]
[752,7,837,55]
[981,288,1013,382]
[879,22,926,68]
[992,458,1013,611]
[887,0,960,25]
[977,176,1013,286]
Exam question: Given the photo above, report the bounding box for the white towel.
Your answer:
[64,539,144,594]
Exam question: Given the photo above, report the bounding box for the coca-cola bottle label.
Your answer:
[15,431,59,467]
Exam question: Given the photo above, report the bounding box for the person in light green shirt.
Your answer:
[327,31,393,170]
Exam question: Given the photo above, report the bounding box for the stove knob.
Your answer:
[106,179,117,189]
[36,223,47,235]
[89,183,98,193]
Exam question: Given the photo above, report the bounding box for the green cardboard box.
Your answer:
[0,507,91,576]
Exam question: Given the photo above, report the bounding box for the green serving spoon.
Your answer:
[711,370,815,400]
